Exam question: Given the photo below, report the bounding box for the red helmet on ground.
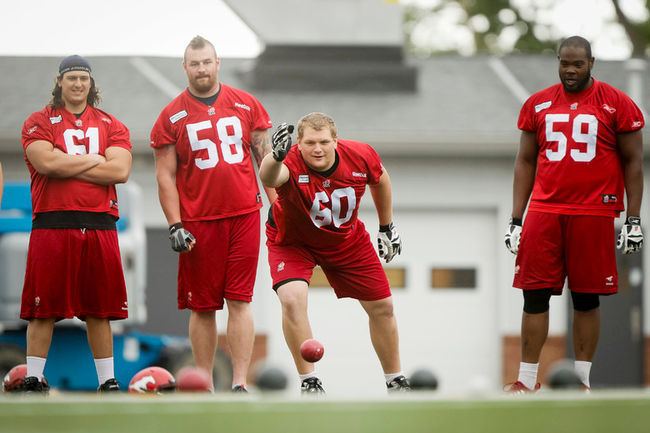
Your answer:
[128,366,176,393]
[3,364,27,392]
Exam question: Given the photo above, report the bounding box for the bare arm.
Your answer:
[251,129,278,203]
[25,140,103,178]
[259,152,290,188]
[511,131,538,219]
[369,169,393,226]
[74,146,132,185]
[154,145,182,225]
[618,129,644,217]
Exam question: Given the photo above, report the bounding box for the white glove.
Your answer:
[169,223,196,252]
[271,123,294,161]
[504,217,522,255]
[377,223,402,263]
[617,216,643,254]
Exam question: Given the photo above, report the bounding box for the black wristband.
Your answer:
[379,223,393,232]
[626,216,641,225]
[169,222,183,233]
[510,217,522,226]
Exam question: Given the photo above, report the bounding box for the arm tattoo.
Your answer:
[251,130,271,166]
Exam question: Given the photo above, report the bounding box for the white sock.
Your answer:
[94,357,115,385]
[384,372,403,384]
[299,372,318,381]
[517,362,539,390]
[574,360,592,387]
[26,356,47,380]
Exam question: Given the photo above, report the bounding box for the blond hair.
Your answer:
[297,112,337,140]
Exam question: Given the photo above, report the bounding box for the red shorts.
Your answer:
[179,211,260,311]
[266,224,391,301]
[513,211,617,294]
[21,228,128,321]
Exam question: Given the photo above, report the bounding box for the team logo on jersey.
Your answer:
[323,180,331,188]
[602,104,616,113]
[49,115,62,124]
[234,102,251,111]
[601,194,617,204]
[534,101,552,113]
[122,301,129,311]
[277,261,285,272]
[605,276,614,286]
[298,174,310,183]
[75,119,83,127]
[169,110,188,124]
[27,126,38,135]
[514,265,520,274]
[352,171,367,178]
[570,102,578,110]
[101,117,112,124]
[34,296,40,307]
[632,120,643,128]
[207,107,215,116]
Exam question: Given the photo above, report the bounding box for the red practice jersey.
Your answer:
[150,85,272,221]
[518,79,644,216]
[271,139,384,248]
[22,106,132,218]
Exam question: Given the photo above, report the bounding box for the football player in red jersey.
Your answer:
[504,36,644,393]
[20,55,133,393]
[151,36,274,393]
[259,113,410,394]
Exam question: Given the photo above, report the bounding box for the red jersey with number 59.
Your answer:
[150,85,272,221]
[518,79,644,216]
[21,105,131,218]
[271,139,384,248]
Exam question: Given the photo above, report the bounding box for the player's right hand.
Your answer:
[504,217,522,255]
[169,223,196,253]
[271,123,294,161]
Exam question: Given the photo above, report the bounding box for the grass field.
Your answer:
[1,390,650,433]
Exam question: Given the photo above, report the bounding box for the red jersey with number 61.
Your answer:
[270,139,384,248]
[518,79,644,216]
[150,85,272,221]
[21,106,131,218]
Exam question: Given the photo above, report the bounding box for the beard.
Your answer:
[561,71,591,93]
[190,74,217,94]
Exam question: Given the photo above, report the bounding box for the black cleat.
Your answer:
[232,385,248,393]
[22,376,50,394]
[387,375,411,392]
[98,378,120,393]
[300,377,325,395]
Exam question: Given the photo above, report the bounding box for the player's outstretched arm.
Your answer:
[25,140,103,178]
[259,123,293,188]
[75,146,132,185]
[251,128,278,203]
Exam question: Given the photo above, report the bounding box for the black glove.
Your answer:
[169,223,196,252]
[617,216,643,254]
[271,123,294,161]
[377,223,402,263]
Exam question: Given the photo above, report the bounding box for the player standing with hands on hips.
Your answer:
[259,113,410,394]
[20,55,133,393]
[504,36,644,393]
[151,36,274,393]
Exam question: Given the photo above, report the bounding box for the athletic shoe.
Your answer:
[301,377,325,395]
[232,385,248,393]
[98,378,120,392]
[387,375,411,392]
[22,376,50,394]
[504,381,541,394]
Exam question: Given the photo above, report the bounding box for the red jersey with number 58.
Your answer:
[21,106,131,218]
[150,85,272,221]
[270,139,384,248]
[518,79,644,216]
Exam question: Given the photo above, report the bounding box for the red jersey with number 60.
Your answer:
[150,85,271,221]
[271,139,384,248]
[21,106,131,218]
[518,79,644,216]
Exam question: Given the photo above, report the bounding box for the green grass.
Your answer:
[1,391,649,433]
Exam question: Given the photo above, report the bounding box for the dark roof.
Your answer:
[0,54,647,156]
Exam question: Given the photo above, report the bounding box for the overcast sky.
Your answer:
[0,0,646,59]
